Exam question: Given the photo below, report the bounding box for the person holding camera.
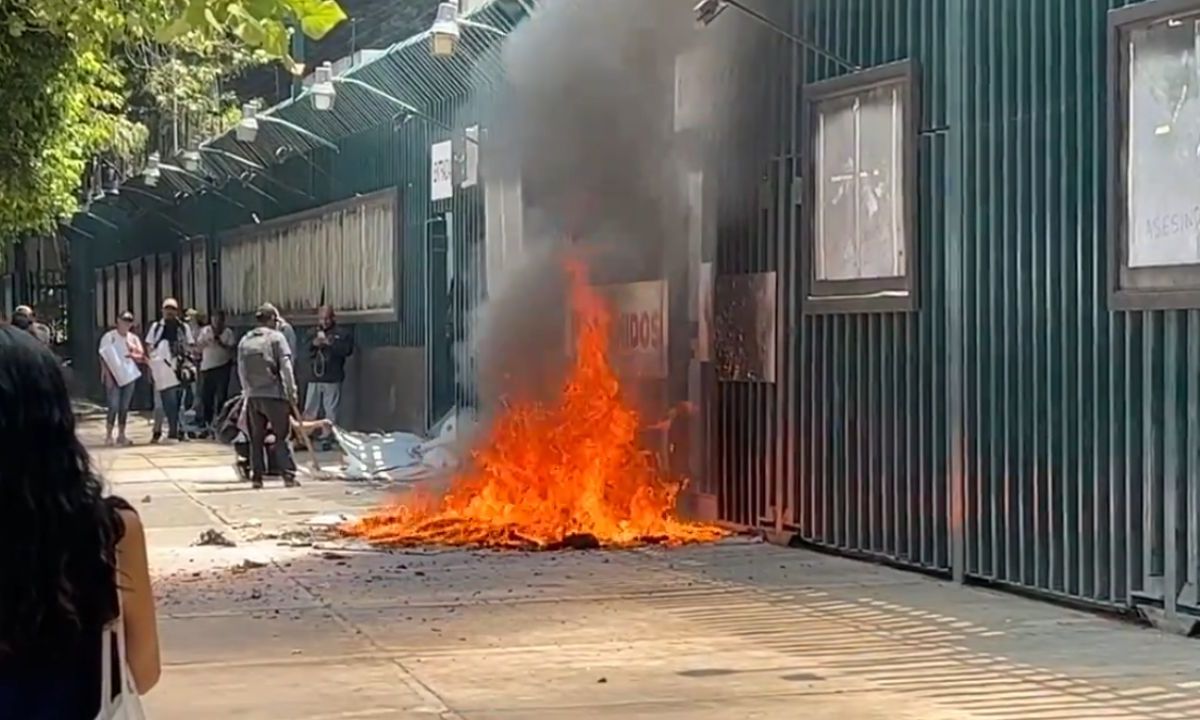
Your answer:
[304,305,353,451]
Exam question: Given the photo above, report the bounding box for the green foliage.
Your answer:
[0,0,347,244]
[125,33,269,151]
[157,0,348,73]
[0,23,145,237]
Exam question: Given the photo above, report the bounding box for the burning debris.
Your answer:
[345,264,725,551]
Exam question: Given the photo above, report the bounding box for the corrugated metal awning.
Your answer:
[198,0,529,180]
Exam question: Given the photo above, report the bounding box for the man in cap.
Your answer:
[262,302,297,355]
[237,303,300,488]
[146,298,195,442]
[14,305,51,345]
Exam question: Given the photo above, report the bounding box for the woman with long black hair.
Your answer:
[0,325,161,717]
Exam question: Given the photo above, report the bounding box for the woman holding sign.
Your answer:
[98,311,146,446]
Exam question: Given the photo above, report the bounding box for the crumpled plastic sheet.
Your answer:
[329,423,460,482]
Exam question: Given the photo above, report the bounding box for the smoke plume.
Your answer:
[468,0,700,414]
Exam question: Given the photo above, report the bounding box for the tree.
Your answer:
[0,0,347,244]
[158,0,348,74]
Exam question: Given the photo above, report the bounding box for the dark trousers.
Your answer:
[199,364,233,427]
[245,397,296,480]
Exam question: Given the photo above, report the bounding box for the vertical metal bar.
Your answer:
[1144,314,1160,593]
[853,317,865,550]
[867,313,879,553]
[1187,311,1200,607]
[1164,313,1180,621]
[944,0,967,580]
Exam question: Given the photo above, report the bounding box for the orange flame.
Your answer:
[345,261,726,550]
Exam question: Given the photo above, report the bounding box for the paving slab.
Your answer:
[94,427,1200,720]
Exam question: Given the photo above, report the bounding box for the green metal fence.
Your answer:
[713,0,1200,628]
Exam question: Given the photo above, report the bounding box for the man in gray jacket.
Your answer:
[237,304,300,489]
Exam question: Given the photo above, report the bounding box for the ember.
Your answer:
[344,262,725,550]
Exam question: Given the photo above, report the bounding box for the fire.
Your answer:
[345,261,726,550]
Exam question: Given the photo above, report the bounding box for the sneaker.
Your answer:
[117,436,133,447]
[150,434,162,445]
[283,476,300,488]
[104,435,114,447]
[251,477,264,490]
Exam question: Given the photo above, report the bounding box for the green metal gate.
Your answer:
[712,0,1200,629]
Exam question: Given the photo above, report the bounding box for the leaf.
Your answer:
[203,7,223,30]
[228,4,268,45]
[260,20,291,59]
[233,19,265,46]
[286,0,347,40]
[184,0,208,27]
[155,16,192,43]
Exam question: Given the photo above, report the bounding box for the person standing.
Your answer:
[146,299,194,443]
[197,310,235,434]
[262,302,297,354]
[98,311,146,446]
[0,326,161,717]
[179,308,203,426]
[13,305,51,345]
[237,304,299,489]
[305,305,353,450]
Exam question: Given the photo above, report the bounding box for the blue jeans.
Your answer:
[304,386,343,424]
[303,382,342,435]
[157,387,182,439]
[105,382,136,437]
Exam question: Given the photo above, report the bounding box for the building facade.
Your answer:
[697,0,1200,632]
[46,0,1200,632]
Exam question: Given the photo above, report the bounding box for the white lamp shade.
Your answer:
[431,2,461,57]
[312,62,336,111]
[312,85,335,111]
[236,118,259,143]
[144,152,162,184]
[182,150,201,172]
[237,103,259,142]
[432,32,457,57]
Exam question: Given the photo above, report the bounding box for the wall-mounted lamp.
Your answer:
[144,152,162,187]
[431,2,462,57]
[181,149,202,173]
[311,62,336,111]
[237,101,339,151]
[429,0,508,58]
[237,103,260,143]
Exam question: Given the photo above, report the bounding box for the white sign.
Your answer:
[570,280,669,380]
[462,125,479,188]
[431,140,453,201]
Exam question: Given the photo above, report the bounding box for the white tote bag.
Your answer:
[94,606,147,720]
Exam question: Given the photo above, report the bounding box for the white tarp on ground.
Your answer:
[328,415,460,482]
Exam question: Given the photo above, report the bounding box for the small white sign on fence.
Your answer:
[431,140,454,201]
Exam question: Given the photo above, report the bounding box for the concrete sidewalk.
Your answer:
[89,420,1200,719]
